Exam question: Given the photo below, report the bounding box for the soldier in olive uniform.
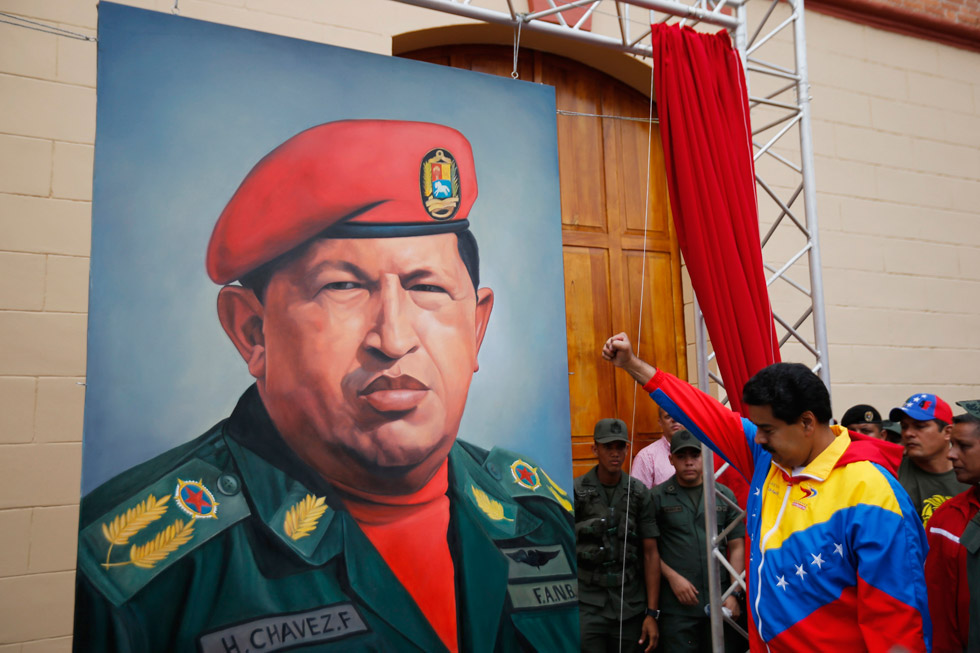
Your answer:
[575,418,661,653]
[651,430,745,653]
[73,120,578,653]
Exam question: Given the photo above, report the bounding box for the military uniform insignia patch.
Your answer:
[284,494,329,541]
[175,479,219,519]
[100,492,196,570]
[500,544,573,579]
[511,459,541,490]
[420,148,460,220]
[470,485,515,522]
[864,410,875,422]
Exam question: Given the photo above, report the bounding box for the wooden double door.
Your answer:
[403,45,687,478]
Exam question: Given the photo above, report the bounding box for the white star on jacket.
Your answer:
[795,563,807,580]
[810,553,825,569]
[777,575,788,590]
[833,543,844,557]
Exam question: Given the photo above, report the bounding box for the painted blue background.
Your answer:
[83,3,572,495]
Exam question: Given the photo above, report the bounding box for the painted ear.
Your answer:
[216,286,266,379]
[472,287,494,371]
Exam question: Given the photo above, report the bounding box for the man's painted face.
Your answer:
[669,448,703,487]
[252,234,492,489]
[849,422,884,439]
[748,404,810,470]
[593,441,628,476]
[949,422,980,485]
[900,417,950,464]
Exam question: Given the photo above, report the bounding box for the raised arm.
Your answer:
[603,332,758,482]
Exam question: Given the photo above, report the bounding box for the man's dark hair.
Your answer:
[240,228,480,302]
[953,413,980,433]
[742,362,833,425]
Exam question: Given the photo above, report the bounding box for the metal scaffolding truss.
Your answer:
[389,1,827,650]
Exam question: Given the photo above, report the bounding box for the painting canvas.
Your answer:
[75,4,577,651]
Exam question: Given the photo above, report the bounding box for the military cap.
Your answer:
[593,418,629,444]
[889,393,953,424]
[881,420,902,437]
[206,120,478,284]
[841,404,882,427]
[669,429,701,454]
[956,400,980,420]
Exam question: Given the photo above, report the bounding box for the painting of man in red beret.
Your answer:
[74,6,575,653]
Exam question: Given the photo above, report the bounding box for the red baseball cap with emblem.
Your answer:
[206,119,478,284]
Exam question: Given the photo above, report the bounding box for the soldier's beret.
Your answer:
[206,120,478,284]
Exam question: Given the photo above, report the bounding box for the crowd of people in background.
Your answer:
[575,332,980,652]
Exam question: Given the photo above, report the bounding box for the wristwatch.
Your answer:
[645,608,660,620]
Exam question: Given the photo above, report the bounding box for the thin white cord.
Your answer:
[511,17,523,79]
[617,54,657,652]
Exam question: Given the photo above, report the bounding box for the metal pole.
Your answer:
[790,0,831,388]
[695,295,725,651]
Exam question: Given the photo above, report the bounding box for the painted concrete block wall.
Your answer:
[0,1,976,649]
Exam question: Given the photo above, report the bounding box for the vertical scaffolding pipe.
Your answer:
[790,0,831,388]
[694,295,725,651]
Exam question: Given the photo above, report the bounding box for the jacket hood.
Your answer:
[835,429,904,476]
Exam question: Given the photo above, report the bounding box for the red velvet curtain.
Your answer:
[652,24,781,414]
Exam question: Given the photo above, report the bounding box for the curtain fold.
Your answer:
[652,23,781,414]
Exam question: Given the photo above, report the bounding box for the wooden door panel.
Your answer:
[562,245,615,437]
[540,63,607,232]
[618,250,683,445]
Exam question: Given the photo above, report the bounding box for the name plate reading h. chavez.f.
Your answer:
[198,603,369,653]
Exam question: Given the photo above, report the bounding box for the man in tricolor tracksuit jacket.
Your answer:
[602,332,930,652]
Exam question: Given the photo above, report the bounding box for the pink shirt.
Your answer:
[631,437,675,489]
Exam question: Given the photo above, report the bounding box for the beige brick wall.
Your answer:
[0,1,977,648]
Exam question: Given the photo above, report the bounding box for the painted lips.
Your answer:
[358,374,429,413]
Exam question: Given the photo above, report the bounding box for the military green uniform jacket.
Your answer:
[573,468,658,620]
[650,480,744,617]
[74,386,578,652]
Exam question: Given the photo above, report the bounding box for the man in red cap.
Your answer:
[74,120,577,653]
[891,393,969,525]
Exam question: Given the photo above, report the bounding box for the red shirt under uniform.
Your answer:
[925,485,980,653]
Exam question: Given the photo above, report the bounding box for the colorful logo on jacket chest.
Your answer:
[511,459,541,490]
[174,479,219,519]
[792,483,818,511]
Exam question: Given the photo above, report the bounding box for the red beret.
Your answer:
[206,120,478,284]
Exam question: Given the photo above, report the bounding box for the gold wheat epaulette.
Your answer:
[77,459,250,606]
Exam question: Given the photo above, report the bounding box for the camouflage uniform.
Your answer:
[574,467,658,652]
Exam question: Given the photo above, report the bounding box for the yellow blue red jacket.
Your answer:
[643,370,931,652]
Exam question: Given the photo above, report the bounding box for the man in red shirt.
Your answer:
[925,400,980,652]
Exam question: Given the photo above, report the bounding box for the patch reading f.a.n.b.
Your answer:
[507,579,578,610]
[420,148,460,220]
[198,603,369,653]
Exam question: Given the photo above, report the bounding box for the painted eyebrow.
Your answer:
[308,259,370,281]
[402,267,454,285]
